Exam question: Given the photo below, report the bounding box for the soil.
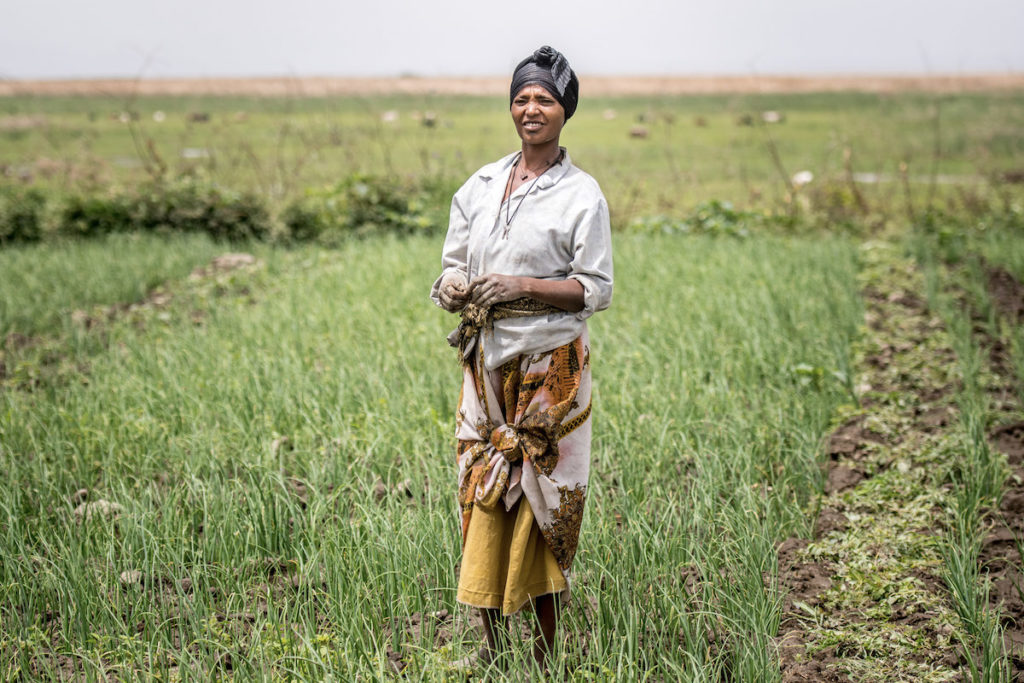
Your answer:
[826,416,889,459]
[2,74,1023,98]
[987,267,1024,323]
[822,416,890,494]
[917,403,957,432]
[982,421,1024,677]
[824,465,864,495]
[776,252,974,680]
[993,422,1024,466]
[387,608,458,674]
[776,539,848,682]
[978,262,1024,665]
[979,265,1024,674]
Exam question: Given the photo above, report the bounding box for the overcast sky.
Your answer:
[3,0,1022,80]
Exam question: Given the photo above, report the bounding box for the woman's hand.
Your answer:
[469,274,527,308]
[439,272,470,312]
[469,274,585,313]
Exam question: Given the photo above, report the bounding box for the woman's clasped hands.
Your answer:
[439,272,526,312]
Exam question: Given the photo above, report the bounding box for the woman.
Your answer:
[431,46,613,668]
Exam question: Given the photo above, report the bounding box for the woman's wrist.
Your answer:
[519,276,535,300]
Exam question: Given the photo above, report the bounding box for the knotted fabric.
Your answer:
[509,46,579,120]
[449,297,560,363]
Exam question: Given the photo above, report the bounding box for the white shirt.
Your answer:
[430,149,613,369]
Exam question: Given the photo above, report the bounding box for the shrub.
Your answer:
[801,179,870,232]
[3,173,458,249]
[50,181,272,243]
[0,186,47,244]
[61,193,134,237]
[629,200,759,238]
[280,174,439,244]
[343,174,428,236]
[133,181,271,241]
[912,204,1024,264]
[279,199,329,244]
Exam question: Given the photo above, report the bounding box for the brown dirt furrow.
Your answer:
[980,432,1024,653]
[987,266,1024,324]
[978,264,1024,674]
[776,247,966,681]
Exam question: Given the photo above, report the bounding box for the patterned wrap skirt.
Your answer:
[454,330,591,613]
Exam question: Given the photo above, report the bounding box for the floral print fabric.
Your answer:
[455,330,592,586]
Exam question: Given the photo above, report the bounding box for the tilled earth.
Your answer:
[776,245,1024,681]
[974,262,1024,675]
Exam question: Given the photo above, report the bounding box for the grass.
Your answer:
[3,91,1024,224]
[0,232,226,338]
[913,233,1023,681]
[1,231,861,679]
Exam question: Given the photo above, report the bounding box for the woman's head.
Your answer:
[509,46,579,121]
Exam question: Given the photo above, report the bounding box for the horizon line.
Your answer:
[3,73,1023,97]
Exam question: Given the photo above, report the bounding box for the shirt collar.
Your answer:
[478,147,572,192]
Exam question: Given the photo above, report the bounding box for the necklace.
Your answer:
[516,150,562,181]
[501,150,563,237]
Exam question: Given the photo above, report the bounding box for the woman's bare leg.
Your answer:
[531,594,557,666]
[480,608,506,663]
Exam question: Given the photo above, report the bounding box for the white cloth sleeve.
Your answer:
[566,196,614,320]
[429,188,471,307]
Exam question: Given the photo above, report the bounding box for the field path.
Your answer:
[776,245,969,681]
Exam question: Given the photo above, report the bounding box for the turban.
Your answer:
[509,46,579,120]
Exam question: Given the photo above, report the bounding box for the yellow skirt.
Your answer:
[456,497,567,615]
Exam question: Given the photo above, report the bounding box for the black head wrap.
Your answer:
[509,46,579,120]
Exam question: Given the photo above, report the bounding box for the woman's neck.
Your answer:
[520,140,561,172]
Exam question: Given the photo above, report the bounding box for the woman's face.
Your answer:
[511,84,565,147]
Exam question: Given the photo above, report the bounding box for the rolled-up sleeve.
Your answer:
[429,187,471,307]
[567,196,613,320]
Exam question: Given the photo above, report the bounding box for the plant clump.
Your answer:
[0,173,456,248]
[628,200,763,238]
[279,174,445,245]
[0,185,47,244]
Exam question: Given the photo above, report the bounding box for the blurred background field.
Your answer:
[2,88,1023,233]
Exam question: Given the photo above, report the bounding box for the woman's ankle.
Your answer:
[480,607,506,654]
